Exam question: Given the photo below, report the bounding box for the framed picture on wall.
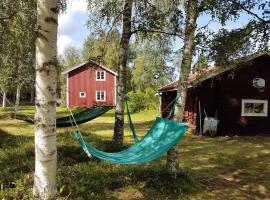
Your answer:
[241,99,268,117]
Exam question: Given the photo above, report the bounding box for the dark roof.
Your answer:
[62,60,117,76]
[158,51,270,92]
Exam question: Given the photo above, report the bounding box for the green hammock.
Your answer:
[14,106,112,128]
[72,117,188,164]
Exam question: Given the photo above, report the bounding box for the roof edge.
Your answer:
[62,60,118,76]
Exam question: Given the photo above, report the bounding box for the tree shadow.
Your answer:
[179,135,270,199]
[57,162,197,199]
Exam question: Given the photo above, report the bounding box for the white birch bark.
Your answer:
[113,0,133,149]
[2,91,6,110]
[166,0,198,175]
[13,84,21,117]
[33,0,58,199]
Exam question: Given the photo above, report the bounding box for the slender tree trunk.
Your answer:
[2,91,7,110]
[31,86,35,103]
[13,84,22,117]
[33,0,58,199]
[166,0,198,175]
[113,0,133,149]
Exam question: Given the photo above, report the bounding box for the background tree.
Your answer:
[0,0,36,113]
[192,53,208,73]
[82,29,121,71]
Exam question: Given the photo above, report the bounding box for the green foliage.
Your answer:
[209,27,253,64]
[86,0,183,39]
[0,0,36,93]
[82,29,121,71]
[131,40,175,91]
[127,88,159,112]
[192,53,208,73]
[60,45,83,70]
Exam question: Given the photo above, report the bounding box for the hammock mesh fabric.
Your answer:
[72,117,188,164]
[57,106,112,127]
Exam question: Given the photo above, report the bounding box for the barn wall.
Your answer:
[160,89,196,123]
[68,64,116,108]
[195,55,270,135]
[160,55,270,136]
[161,91,177,118]
[217,56,270,135]
[195,78,221,134]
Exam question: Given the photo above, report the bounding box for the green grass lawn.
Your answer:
[0,106,270,199]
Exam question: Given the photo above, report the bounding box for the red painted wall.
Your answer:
[161,54,270,135]
[67,64,116,108]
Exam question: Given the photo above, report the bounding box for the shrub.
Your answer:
[127,88,159,112]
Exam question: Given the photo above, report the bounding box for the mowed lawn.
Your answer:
[1,106,270,199]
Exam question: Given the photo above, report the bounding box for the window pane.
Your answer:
[97,71,100,79]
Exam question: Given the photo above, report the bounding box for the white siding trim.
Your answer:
[114,76,117,106]
[79,91,86,98]
[66,75,69,107]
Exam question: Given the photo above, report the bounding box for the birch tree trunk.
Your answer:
[113,0,133,148]
[31,86,35,103]
[33,0,58,199]
[166,0,198,175]
[2,91,7,110]
[13,84,22,117]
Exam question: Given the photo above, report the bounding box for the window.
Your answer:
[79,92,86,98]
[96,71,106,81]
[241,99,268,117]
[96,91,106,102]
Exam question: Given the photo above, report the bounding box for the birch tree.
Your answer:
[167,0,198,174]
[2,92,7,110]
[113,0,133,148]
[33,0,59,198]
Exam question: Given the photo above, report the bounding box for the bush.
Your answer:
[127,88,159,112]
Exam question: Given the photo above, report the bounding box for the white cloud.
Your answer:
[58,0,88,54]
[57,35,74,55]
[58,0,88,35]
[66,0,88,13]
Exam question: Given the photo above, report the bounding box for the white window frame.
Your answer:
[79,91,86,98]
[96,70,106,81]
[96,90,106,102]
[241,99,268,117]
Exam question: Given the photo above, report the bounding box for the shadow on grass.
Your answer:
[57,163,197,199]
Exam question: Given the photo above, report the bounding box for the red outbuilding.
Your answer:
[158,52,270,136]
[63,60,117,108]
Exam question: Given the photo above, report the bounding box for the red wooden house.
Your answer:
[63,60,117,108]
[158,52,270,135]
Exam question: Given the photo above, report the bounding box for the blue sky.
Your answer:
[58,0,256,55]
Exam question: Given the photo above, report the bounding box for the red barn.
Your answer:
[159,52,270,136]
[63,60,117,108]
